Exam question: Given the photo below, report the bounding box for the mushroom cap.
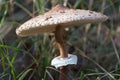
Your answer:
[16,5,108,37]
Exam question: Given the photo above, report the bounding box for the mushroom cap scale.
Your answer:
[16,5,108,37]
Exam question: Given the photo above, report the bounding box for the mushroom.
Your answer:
[16,4,108,80]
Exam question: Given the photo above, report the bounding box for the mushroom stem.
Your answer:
[54,25,69,80]
[54,25,68,58]
[59,66,69,80]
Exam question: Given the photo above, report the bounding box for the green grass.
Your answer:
[0,0,120,80]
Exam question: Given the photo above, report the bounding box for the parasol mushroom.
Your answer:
[16,4,108,80]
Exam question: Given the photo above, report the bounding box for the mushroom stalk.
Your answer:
[59,66,69,80]
[54,25,68,58]
[54,25,69,80]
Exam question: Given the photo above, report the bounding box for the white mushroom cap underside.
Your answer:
[16,5,108,37]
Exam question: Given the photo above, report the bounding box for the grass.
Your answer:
[0,0,120,80]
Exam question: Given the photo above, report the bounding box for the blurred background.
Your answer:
[0,0,120,80]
